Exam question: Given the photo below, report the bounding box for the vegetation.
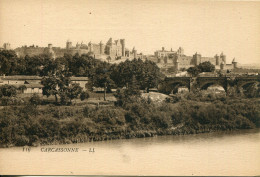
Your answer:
[0,94,259,147]
[0,50,259,147]
[187,61,215,76]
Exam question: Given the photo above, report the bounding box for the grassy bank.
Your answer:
[0,94,259,147]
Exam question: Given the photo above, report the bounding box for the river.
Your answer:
[0,129,259,175]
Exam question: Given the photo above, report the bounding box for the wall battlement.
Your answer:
[12,38,141,61]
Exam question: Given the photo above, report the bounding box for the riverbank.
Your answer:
[0,97,259,147]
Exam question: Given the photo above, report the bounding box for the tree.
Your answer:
[0,50,17,75]
[92,62,114,101]
[80,91,90,101]
[24,55,43,75]
[187,67,200,77]
[198,61,215,72]
[244,83,259,98]
[41,75,59,103]
[140,60,161,92]
[66,83,83,104]
[0,85,17,97]
[41,57,63,76]
[29,93,41,106]
[111,59,162,93]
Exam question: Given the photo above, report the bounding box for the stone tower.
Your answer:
[88,41,93,52]
[220,61,225,70]
[99,41,104,54]
[48,43,53,49]
[120,39,125,57]
[132,47,137,59]
[193,52,201,66]
[177,47,184,56]
[215,54,220,66]
[220,52,226,65]
[232,58,238,69]
[3,43,11,50]
[66,40,72,50]
[175,57,179,70]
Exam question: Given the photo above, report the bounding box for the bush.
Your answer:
[80,91,90,101]
[29,93,41,106]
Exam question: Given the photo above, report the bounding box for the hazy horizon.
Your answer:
[0,0,260,64]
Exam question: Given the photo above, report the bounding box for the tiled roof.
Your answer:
[0,75,42,80]
[0,75,88,81]
[0,83,43,88]
[70,77,89,81]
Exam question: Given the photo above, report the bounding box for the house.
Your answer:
[0,75,89,94]
[70,77,89,90]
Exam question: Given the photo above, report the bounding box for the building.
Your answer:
[153,47,238,71]
[0,75,89,94]
[13,38,142,61]
[0,43,11,51]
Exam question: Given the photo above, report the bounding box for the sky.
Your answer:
[0,0,259,64]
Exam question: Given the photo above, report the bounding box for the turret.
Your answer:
[99,41,104,54]
[66,40,72,50]
[3,43,11,50]
[177,47,184,56]
[162,47,165,51]
[76,42,81,49]
[106,38,113,45]
[215,54,220,65]
[120,39,125,57]
[132,47,137,59]
[175,57,180,70]
[220,52,226,65]
[232,58,238,69]
[193,52,201,66]
[88,41,93,52]
[220,61,225,70]
[48,43,53,49]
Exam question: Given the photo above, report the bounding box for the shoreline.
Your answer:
[1,127,259,148]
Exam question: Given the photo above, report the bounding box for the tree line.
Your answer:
[0,50,162,103]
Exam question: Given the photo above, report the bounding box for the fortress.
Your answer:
[154,47,238,70]
[1,42,238,70]
[12,38,142,61]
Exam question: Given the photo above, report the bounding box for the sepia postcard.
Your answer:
[0,0,259,176]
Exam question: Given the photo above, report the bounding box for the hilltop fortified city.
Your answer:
[6,38,143,61]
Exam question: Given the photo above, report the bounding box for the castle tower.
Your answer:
[48,43,53,49]
[175,57,180,70]
[88,41,93,52]
[106,38,113,46]
[76,42,81,49]
[120,39,125,57]
[193,52,201,66]
[215,54,220,65]
[220,52,226,65]
[99,41,104,54]
[66,40,72,50]
[220,61,225,70]
[164,56,168,64]
[232,58,238,69]
[177,47,184,56]
[3,43,11,50]
[45,44,55,59]
[132,47,137,59]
